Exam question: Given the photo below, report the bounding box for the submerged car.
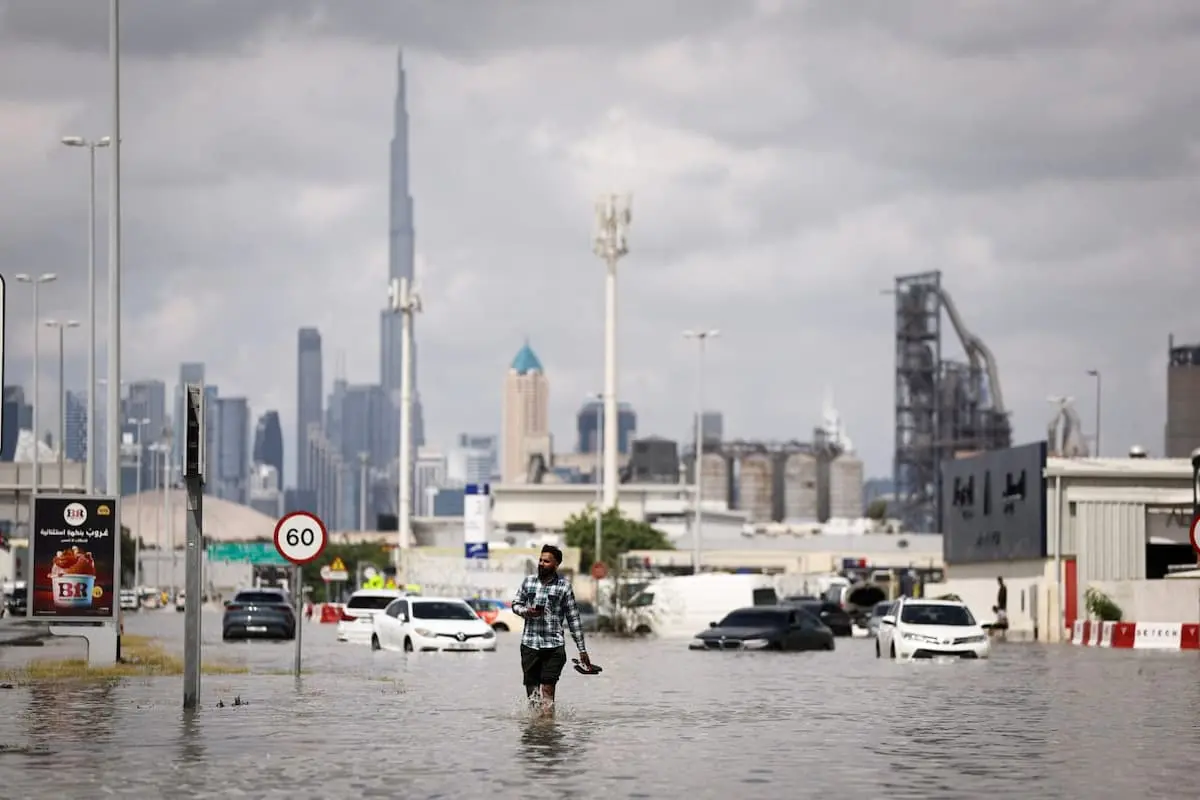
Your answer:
[337,589,406,644]
[372,596,497,653]
[222,588,296,641]
[866,600,896,638]
[876,598,990,660]
[780,596,854,637]
[689,606,835,652]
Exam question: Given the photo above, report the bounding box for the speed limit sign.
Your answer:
[273,511,328,565]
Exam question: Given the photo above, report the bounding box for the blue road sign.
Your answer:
[464,542,489,560]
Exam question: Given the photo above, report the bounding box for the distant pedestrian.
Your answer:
[511,545,592,717]
[996,577,1007,612]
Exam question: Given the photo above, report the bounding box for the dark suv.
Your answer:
[222,589,295,641]
[780,596,854,637]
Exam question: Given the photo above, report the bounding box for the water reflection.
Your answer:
[22,680,118,748]
[177,708,205,765]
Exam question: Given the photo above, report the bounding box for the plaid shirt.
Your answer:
[511,573,587,653]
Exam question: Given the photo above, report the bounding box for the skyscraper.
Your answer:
[253,410,284,483]
[296,328,323,491]
[501,342,551,482]
[214,397,251,504]
[577,399,637,455]
[380,49,425,470]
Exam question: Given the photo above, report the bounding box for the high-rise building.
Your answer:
[1166,335,1200,458]
[253,410,284,484]
[214,397,251,504]
[128,380,167,443]
[692,411,724,446]
[65,391,87,462]
[414,448,447,516]
[248,463,283,518]
[296,328,323,491]
[380,49,425,483]
[576,400,637,455]
[2,386,33,461]
[501,342,551,482]
[336,384,390,469]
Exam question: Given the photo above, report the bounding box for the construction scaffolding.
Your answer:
[893,271,1012,532]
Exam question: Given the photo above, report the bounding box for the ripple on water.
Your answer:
[1,612,1200,798]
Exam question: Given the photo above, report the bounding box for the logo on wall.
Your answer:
[63,503,88,527]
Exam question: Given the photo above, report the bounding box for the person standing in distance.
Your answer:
[511,545,591,716]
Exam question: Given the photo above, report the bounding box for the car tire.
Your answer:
[634,625,652,636]
[825,640,835,651]
[875,641,881,658]
[370,634,381,651]
[493,622,508,632]
[889,643,896,659]
[403,637,414,653]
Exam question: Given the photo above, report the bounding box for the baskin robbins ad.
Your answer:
[28,496,119,620]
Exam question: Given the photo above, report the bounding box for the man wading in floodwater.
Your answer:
[511,545,591,717]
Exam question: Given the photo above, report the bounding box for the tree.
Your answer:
[562,506,674,571]
[866,499,888,521]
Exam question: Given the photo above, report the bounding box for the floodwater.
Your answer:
[2,613,1199,799]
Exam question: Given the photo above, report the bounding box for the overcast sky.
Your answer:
[1,0,1197,484]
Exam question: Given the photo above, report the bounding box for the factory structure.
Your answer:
[893,271,1013,532]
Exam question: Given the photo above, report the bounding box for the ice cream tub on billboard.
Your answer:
[27,495,120,621]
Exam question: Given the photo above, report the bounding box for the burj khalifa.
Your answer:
[381,50,425,476]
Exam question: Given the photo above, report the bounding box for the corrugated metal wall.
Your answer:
[1077,501,1146,600]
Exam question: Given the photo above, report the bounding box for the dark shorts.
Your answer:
[521,645,567,687]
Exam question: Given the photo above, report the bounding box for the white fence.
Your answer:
[404,551,537,600]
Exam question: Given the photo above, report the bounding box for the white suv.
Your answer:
[336,589,406,645]
[876,598,990,660]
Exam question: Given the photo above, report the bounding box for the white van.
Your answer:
[622,574,780,638]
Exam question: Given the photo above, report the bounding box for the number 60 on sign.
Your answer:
[273,511,328,565]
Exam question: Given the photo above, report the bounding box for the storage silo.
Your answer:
[829,455,865,519]
[737,453,774,523]
[782,452,818,521]
[699,452,731,508]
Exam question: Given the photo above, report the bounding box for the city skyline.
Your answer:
[0,3,1197,483]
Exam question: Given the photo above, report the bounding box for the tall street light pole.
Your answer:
[388,276,421,567]
[106,0,123,508]
[586,393,604,571]
[684,329,719,575]
[61,135,110,493]
[593,194,631,510]
[44,319,80,491]
[16,273,58,495]
[1086,369,1101,457]
[129,417,149,591]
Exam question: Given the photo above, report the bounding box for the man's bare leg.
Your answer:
[537,684,556,718]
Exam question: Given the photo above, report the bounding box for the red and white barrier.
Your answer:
[1070,620,1200,650]
[319,603,343,624]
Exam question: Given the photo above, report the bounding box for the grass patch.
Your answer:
[0,635,248,684]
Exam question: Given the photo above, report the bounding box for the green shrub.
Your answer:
[1084,587,1123,622]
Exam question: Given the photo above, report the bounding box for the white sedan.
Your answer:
[336,589,407,645]
[371,596,497,653]
[876,598,990,660]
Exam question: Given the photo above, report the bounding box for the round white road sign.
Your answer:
[274,511,328,565]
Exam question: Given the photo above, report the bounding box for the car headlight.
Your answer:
[413,628,433,637]
[741,638,770,650]
[482,629,495,639]
[688,637,707,650]
[901,632,939,644]
[961,635,987,644]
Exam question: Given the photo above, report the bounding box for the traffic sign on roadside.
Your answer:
[330,557,346,572]
[1190,514,1200,558]
[273,511,328,566]
[321,558,349,582]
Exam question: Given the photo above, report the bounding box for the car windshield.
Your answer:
[347,595,396,610]
[872,603,893,617]
[718,610,786,628]
[233,591,288,604]
[411,601,479,621]
[899,604,976,626]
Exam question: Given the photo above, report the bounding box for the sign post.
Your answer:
[182,384,205,711]
[27,495,120,666]
[273,511,328,678]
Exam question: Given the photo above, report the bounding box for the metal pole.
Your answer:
[182,471,202,710]
[293,564,303,678]
[359,452,368,530]
[593,401,603,566]
[168,441,176,599]
[86,143,98,494]
[390,276,420,570]
[161,443,169,591]
[133,420,144,592]
[106,0,122,515]
[692,339,705,574]
[57,326,66,491]
[1094,373,1101,458]
[603,258,619,509]
[32,282,40,495]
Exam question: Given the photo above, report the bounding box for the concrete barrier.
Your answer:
[1071,620,1199,650]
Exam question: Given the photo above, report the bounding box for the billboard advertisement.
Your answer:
[27,495,119,621]
[941,442,1047,564]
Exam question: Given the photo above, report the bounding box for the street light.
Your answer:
[683,329,719,574]
[128,417,150,592]
[61,135,110,493]
[593,194,631,510]
[1086,369,1101,457]
[42,316,78,491]
[586,392,604,573]
[15,274,58,494]
[149,440,170,590]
